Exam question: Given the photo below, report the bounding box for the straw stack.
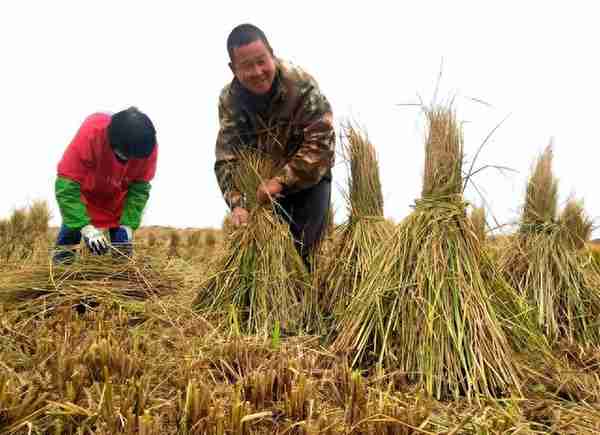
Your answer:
[502,145,600,346]
[333,107,522,399]
[323,124,394,316]
[193,150,308,336]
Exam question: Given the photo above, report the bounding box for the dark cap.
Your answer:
[108,107,156,159]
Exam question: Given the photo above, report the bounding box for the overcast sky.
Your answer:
[1,1,599,235]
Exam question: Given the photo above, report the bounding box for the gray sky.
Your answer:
[1,1,599,235]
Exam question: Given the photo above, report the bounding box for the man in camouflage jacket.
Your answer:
[215,23,335,266]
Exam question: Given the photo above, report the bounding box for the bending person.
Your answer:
[215,24,335,268]
[53,107,157,263]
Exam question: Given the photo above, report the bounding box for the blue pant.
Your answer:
[53,225,130,264]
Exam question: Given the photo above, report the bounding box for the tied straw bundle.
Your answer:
[193,149,309,336]
[502,145,600,346]
[323,124,394,317]
[333,106,523,399]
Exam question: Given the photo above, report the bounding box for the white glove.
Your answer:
[81,224,109,255]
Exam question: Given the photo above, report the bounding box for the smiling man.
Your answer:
[53,107,158,264]
[215,23,335,268]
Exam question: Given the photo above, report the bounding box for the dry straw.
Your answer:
[322,123,394,316]
[333,106,523,399]
[0,253,182,317]
[503,145,600,346]
[193,150,309,336]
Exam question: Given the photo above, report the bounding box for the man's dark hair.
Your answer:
[227,23,273,63]
[108,107,156,159]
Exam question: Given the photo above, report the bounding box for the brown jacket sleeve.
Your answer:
[214,87,244,210]
[274,75,335,193]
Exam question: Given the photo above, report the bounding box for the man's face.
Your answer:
[230,39,276,95]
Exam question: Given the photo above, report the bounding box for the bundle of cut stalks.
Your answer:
[502,145,600,346]
[332,107,523,399]
[323,124,394,316]
[193,150,308,336]
[0,253,182,316]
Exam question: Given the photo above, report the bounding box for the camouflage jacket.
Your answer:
[215,59,335,209]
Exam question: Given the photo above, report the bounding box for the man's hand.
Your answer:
[231,207,249,226]
[256,178,284,205]
[81,224,109,255]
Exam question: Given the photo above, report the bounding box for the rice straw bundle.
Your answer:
[332,107,522,399]
[323,124,394,316]
[502,146,600,345]
[0,253,182,316]
[193,150,309,336]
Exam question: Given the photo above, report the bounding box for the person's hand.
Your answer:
[256,179,284,205]
[231,207,249,226]
[81,224,109,255]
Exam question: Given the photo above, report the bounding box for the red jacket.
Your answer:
[57,113,157,228]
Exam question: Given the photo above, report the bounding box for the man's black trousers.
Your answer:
[275,178,331,267]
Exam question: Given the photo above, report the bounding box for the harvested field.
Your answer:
[3,218,600,434]
[4,117,600,432]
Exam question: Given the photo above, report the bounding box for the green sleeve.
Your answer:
[120,181,151,230]
[55,177,90,229]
